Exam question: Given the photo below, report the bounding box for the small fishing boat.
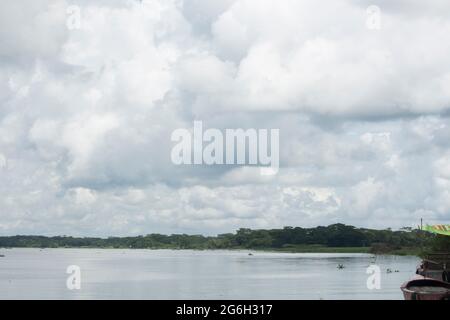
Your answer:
[415,253,450,282]
[400,223,450,300]
[401,277,450,300]
[401,253,450,300]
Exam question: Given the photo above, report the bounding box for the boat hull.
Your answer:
[401,277,450,300]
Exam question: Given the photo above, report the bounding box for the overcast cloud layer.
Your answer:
[1,0,450,236]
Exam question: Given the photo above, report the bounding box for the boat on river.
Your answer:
[401,277,450,300]
[401,253,450,300]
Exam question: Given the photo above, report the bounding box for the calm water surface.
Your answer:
[0,248,419,299]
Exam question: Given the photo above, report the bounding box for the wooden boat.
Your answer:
[416,253,450,282]
[401,253,450,300]
[401,277,450,300]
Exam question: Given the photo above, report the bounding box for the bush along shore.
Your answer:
[1,223,446,256]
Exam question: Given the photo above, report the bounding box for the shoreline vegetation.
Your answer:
[1,223,446,256]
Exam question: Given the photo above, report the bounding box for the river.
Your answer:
[0,248,419,299]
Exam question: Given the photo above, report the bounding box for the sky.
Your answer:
[1,0,450,236]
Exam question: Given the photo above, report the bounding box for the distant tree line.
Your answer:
[0,224,441,253]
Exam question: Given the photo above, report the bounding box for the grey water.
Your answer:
[0,248,419,299]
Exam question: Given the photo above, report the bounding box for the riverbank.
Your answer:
[1,244,422,256]
[0,224,431,256]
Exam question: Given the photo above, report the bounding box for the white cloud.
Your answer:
[183,0,450,116]
[0,1,68,63]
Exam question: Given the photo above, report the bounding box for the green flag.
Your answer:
[423,224,450,236]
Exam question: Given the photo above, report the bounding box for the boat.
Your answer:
[415,253,450,282]
[400,223,450,300]
[401,253,450,300]
[401,277,450,300]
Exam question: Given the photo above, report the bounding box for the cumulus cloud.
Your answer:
[0,0,449,236]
